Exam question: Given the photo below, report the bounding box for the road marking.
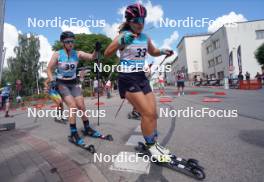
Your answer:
[126,135,145,146]
[134,125,141,133]
[214,92,226,96]
[203,97,222,102]
[159,96,173,103]
[109,151,150,174]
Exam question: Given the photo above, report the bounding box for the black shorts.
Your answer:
[1,96,9,107]
[177,81,185,88]
[56,79,82,98]
[118,72,152,99]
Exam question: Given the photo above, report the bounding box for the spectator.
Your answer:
[176,71,185,96]
[158,73,165,95]
[93,77,98,96]
[245,72,250,81]
[255,72,262,82]
[0,83,12,117]
[105,80,111,98]
[113,80,118,90]
[193,75,197,86]
[16,95,22,104]
[238,72,244,81]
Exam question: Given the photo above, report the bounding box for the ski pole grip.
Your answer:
[95,42,102,52]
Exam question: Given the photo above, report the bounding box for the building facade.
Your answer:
[166,34,211,85]
[166,19,264,84]
[202,20,264,80]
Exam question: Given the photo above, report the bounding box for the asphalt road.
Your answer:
[1,86,264,182]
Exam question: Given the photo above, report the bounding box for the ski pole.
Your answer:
[115,99,125,118]
[150,52,173,78]
[95,41,102,126]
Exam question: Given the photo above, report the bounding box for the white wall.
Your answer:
[165,35,210,85]
[166,57,178,85]
[166,39,188,84]
[177,39,188,73]
[185,35,210,74]
[225,21,264,78]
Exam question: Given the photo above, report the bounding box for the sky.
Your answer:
[3,0,264,69]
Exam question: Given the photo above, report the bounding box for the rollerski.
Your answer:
[82,128,113,141]
[68,132,96,154]
[54,115,68,124]
[128,110,141,120]
[135,142,206,180]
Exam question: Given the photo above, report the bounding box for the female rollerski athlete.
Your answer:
[105,3,173,162]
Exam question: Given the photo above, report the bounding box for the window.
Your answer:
[213,39,220,49]
[208,59,215,68]
[210,74,216,79]
[206,45,213,54]
[215,55,222,65]
[256,30,264,39]
[217,71,224,80]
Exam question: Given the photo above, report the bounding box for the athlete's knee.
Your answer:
[68,102,77,109]
[77,104,86,111]
[141,109,156,121]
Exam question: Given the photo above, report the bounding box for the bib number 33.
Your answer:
[135,48,147,58]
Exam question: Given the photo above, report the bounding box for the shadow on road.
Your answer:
[239,129,264,148]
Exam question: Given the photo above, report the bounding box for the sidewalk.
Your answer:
[0,96,112,182]
[0,130,91,182]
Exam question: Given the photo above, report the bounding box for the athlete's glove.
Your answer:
[160,49,174,56]
[49,80,58,90]
[118,31,135,46]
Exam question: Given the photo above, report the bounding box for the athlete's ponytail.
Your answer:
[119,22,132,33]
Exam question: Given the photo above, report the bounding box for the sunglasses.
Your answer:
[63,40,75,44]
[130,17,145,24]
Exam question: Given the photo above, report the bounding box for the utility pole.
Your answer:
[0,47,6,81]
[0,0,6,84]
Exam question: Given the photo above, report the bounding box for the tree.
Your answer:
[4,34,40,96]
[255,43,264,66]
[52,33,118,81]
